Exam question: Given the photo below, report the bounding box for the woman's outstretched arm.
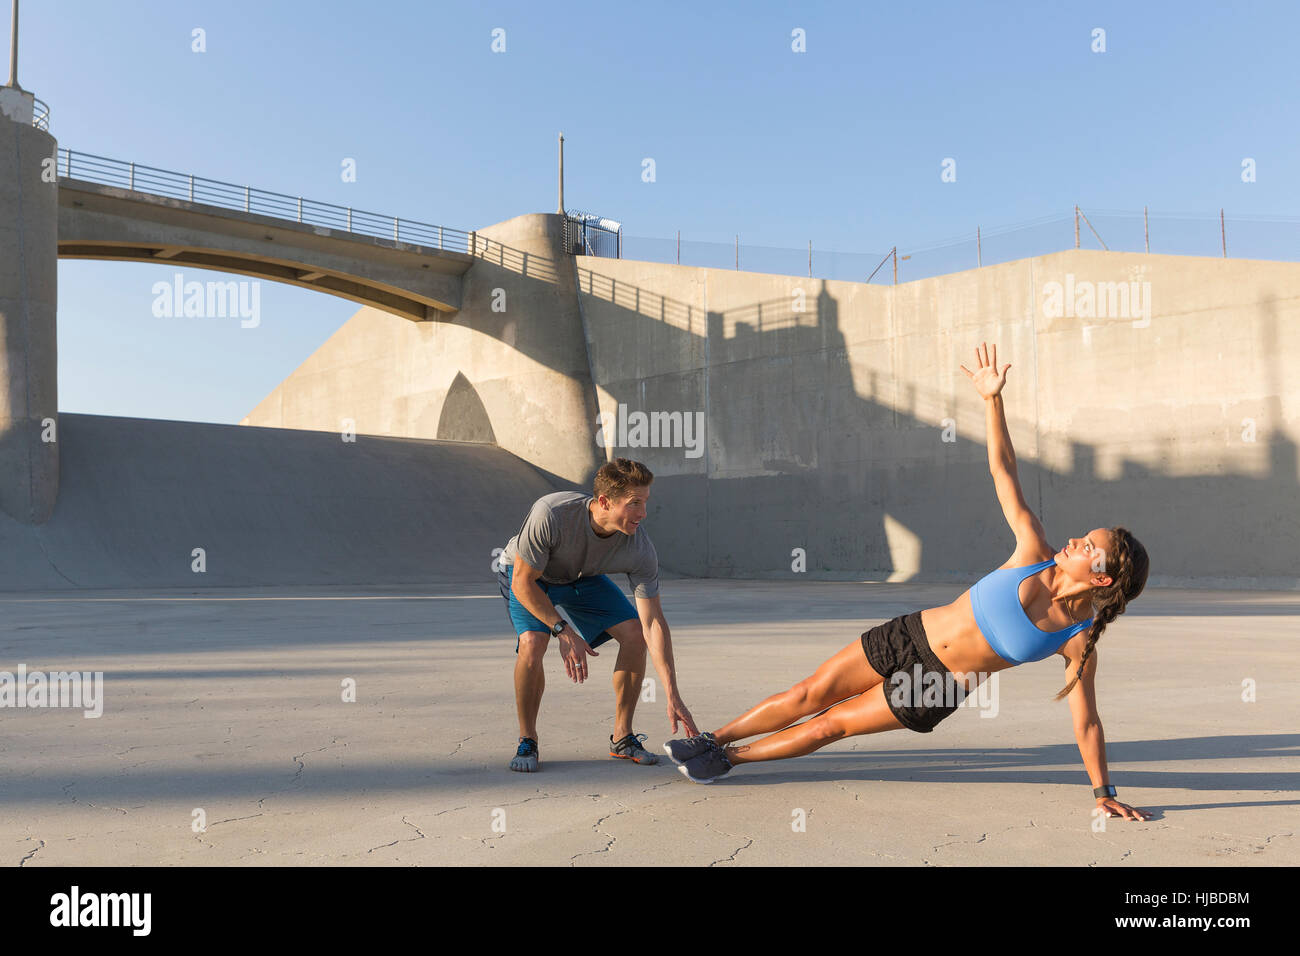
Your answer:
[961,342,1045,546]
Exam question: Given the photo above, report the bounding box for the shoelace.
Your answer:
[516,739,537,756]
[616,733,649,752]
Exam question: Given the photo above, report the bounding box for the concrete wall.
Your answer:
[576,250,1300,589]
[243,213,602,487]
[0,413,560,590]
[243,241,1300,590]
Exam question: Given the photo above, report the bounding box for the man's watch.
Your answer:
[1093,784,1117,799]
[550,620,568,637]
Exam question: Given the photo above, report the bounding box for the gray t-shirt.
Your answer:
[501,491,660,599]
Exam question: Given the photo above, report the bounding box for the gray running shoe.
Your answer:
[663,731,719,766]
[609,732,659,765]
[509,737,539,772]
[677,741,733,784]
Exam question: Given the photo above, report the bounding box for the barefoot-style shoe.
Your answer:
[677,741,733,784]
[509,737,539,772]
[663,731,719,766]
[610,732,659,764]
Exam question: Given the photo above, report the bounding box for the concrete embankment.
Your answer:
[0,413,561,590]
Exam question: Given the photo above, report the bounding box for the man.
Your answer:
[496,458,698,772]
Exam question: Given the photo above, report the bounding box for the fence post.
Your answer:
[892,246,898,285]
[976,227,982,267]
[189,175,194,202]
[471,231,477,257]
[297,198,302,222]
[1074,205,1080,248]
[394,218,399,241]
[438,224,442,248]
[1220,208,1226,257]
[245,186,250,213]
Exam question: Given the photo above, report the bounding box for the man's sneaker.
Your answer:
[509,737,539,772]
[678,741,733,784]
[609,733,659,765]
[663,731,719,766]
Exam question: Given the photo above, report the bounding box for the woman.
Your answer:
[666,342,1151,821]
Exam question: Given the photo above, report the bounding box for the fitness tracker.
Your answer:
[550,620,568,637]
[1093,784,1117,799]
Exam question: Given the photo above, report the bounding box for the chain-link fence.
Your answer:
[615,208,1300,284]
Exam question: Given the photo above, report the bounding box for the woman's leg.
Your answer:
[724,682,905,764]
[712,638,886,745]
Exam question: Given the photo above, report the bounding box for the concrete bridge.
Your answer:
[0,96,604,526]
[55,149,477,321]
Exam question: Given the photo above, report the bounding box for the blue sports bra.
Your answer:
[969,559,1094,665]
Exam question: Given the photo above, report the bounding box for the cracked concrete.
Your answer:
[0,580,1297,865]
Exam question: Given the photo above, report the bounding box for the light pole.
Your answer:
[557,132,565,215]
[6,0,19,89]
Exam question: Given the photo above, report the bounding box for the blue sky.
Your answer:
[19,0,1300,424]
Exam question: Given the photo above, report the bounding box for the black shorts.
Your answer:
[860,611,964,733]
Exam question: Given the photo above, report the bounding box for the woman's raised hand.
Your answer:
[960,341,1011,399]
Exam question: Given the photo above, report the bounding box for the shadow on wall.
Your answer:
[437,372,496,443]
[438,256,1299,587]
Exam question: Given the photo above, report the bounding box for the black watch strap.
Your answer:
[1093,784,1117,799]
[550,620,567,637]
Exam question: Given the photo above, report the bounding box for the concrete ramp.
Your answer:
[0,414,560,590]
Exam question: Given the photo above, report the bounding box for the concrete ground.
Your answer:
[1,579,1296,867]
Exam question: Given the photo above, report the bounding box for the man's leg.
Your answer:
[603,618,646,742]
[515,630,550,740]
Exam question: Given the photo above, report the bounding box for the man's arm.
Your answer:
[1064,644,1149,821]
[513,557,598,682]
[510,557,564,632]
[636,594,698,736]
[637,594,678,695]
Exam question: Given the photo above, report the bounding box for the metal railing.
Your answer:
[31,97,49,130]
[56,147,474,254]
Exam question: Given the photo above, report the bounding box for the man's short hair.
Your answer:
[593,458,654,501]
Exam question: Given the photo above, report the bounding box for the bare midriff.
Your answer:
[920,590,1019,689]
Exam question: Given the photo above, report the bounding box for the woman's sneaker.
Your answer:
[663,731,719,766]
[678,741,733,784]
[609,732,659,764]
[509,737,539,772]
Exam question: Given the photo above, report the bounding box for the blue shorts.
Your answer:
[497,563,639,653]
